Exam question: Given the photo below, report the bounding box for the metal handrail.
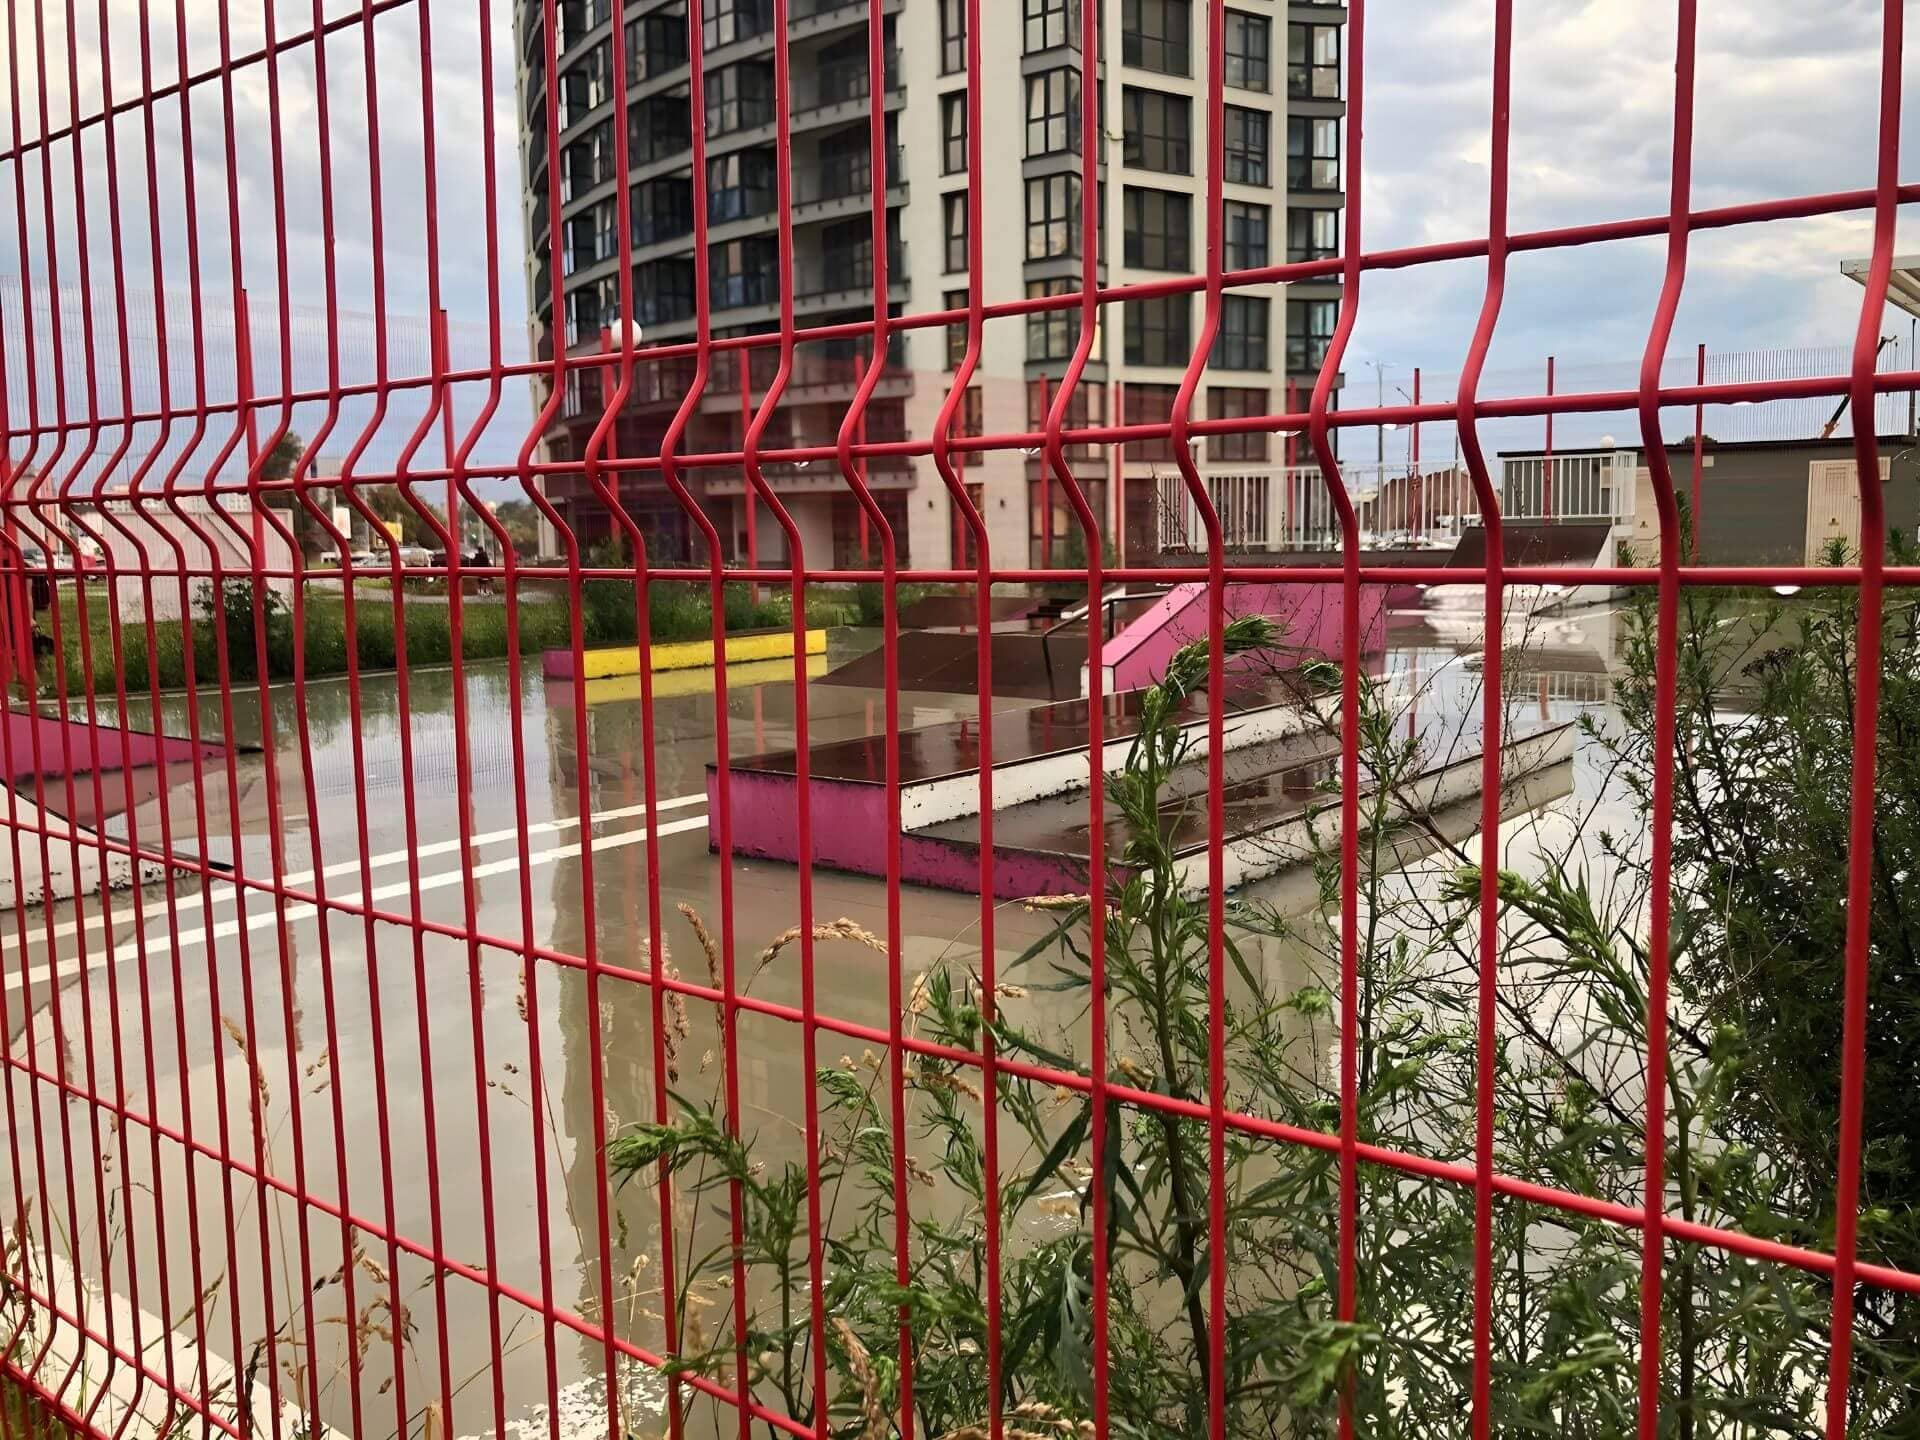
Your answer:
[1040,587,1173,691]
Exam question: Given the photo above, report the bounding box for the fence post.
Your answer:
[1544,353,1555,521]
[1691,342,1706,561]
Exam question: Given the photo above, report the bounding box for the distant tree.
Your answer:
[493,498,541,559]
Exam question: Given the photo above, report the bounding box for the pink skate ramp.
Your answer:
[1102,581,1387,695]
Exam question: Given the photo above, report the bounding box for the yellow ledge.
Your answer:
[543,628,825,680]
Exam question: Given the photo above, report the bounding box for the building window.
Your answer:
[1124,293,1190,367]
[1025,68,1080,157]
[1224,105,1269,185]
[1288,115,1339,191]
[1287,297,1337,372]
[1224,11,1270,92]
[707,150,776,222]
[561,43,609,126]
[706,62,774,135]
[1122,187,1190,271]
[941,0,965,74]
[703,0,771,51]
[1212,294,1268,370]
[946,288,970,370]
[1123,87,1191,175]
[627,13,688,83]
[1207,387,1269,461]
[1124,382,1180,460]
[1027,277,1079,361]
[1288,207,1338,262]
[1121,0,1189,76]
[633,175,693,246]
[942,92,968,173]
[1223,200,1268,270]
[943,192,970,272]
[628,97,690,166]
[1289,22,1340,99]
[1025,173,1081,260]
[709,237,777,309]
[635,257,696,325]
[1024,0,1076,54]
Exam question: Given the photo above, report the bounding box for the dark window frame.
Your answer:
[1288,114,1340,191]
[1288,21,1341,99]
[1122,86,1192,175]
[1207,386,1270,461]
[1212,293,1269,370]
[1025,68,1080,157]
[1025,173,1081,260]
[1026,277,1078,361]
[1223,199,1269,270]
[1122,186,1191,271]
[1121,0,1190,76]
[1224,104,1269,185]
[1287,296,1337,372]
[942,91,969,173]
[940,0,966,74]
[1287,206,1338,262]
[1124,293,1191,367]
[1024,0,1077,53]
[1224,10,1270,92]
[943,191,969,273]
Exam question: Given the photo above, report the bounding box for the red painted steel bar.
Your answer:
[1543,354,1554,519]
[1455,4,1516,1431]
[1304,0,1367,1431]
[1825,3,1903,1432]
[1039,0,1110,1426]
[4,1,1919,1436]
[1691,341,1706,560]
[1633,7,1698,1433]
[1165,0,1230,1433]
[925,0,1004,1429]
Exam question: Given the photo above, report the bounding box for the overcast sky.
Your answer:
[1,0,1914,478]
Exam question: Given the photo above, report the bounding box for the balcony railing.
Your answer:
[792,145,904,206]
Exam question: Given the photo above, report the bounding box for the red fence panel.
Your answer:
[0,0,1914,1436]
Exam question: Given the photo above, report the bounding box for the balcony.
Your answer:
[711,271,780,310]
[791,145,905,218]
[794,244,909,312]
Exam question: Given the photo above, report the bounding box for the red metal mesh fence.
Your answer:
[0,0,1915,1436]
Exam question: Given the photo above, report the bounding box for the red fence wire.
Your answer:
[0,0,1913,1437]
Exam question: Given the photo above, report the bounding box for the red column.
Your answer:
[1037,373,1053,569]
[238,289,266,560]
[1110,381,1124,568]
[1691,342,1706,562]
[740,348,756,571]
[1284,378,1298,548]
[1543,353,1555,521]
[1411,367,1422,538]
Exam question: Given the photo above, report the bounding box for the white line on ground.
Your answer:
[26,791,709,950]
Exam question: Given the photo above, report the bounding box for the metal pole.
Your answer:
[1111,380,1125,568]
[1037,373,1052,568]
[1691,341,1705,562]
[1544,354,1554,521]
[1411,366,1422,537]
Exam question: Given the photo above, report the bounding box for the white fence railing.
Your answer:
[1155,451,1634,553]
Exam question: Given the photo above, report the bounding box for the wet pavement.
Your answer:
[0,602,1631,1438]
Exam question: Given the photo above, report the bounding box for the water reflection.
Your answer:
[0,602,1628,1436]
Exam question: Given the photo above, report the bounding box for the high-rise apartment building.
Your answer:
[514,0,1345,567]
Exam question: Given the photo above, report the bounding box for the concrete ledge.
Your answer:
[543,627,826,680]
